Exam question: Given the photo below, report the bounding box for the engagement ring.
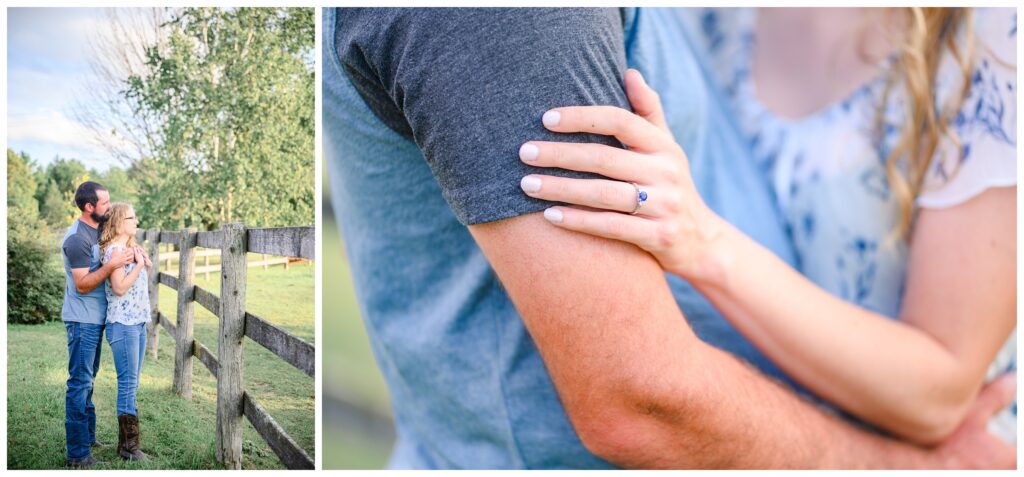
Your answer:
[630,182,648,215]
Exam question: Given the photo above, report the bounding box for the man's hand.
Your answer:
[71,246,133,294]
[932,373,1017,469]
[105,247,133,270]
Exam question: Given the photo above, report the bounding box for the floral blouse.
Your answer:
[101,243,152,326]
[685,8,1017,441]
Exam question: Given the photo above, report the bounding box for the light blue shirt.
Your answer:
[60,219,107,325]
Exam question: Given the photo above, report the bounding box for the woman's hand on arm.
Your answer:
[520,69,730,283]
[524,70,1017,445]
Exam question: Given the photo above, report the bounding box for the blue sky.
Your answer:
[7,8,119,170]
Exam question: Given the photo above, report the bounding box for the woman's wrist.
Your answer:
[676,212,740,291]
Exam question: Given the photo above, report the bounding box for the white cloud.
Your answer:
[7,110,102,151]
[6,67,79,110]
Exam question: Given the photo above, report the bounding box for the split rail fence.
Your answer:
[135,223,315,469]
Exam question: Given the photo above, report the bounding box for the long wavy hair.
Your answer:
[875,7,976,240]
[99,202,139,256]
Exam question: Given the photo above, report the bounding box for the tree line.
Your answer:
[7,7,314,324]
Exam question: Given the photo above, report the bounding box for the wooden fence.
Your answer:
[157,248,302,280]
[135,223,315,469]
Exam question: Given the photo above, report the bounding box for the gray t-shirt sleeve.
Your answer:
[63,235,93,270]
[336,8,630,225]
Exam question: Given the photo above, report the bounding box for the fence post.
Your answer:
[204,254,210,281]
[145,229,160,360]
[216,223,246,469]
[173,228,198,399]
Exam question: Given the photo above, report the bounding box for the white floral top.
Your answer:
[101,243,152,326]
[685,8,1017,441]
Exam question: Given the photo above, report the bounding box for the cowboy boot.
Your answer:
[116,414,129,459]
[118,414,148,461]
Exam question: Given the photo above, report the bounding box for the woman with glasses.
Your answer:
[98,203,152,461]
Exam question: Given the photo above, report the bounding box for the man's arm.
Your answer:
[471,214,938,469]
[338,7,1008,468]
[70,265,114,295]
[68,246,128,294]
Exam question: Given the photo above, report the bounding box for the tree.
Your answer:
[7,149,37,211]
[34,157,88,227]
[93,166,138,206]
[124,7,314,230]
[40,179,70,228]
[6,149,63,324]
[48,158,87,194]
[74,7,171,166]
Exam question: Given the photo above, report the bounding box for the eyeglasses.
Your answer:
[125,216,137,221]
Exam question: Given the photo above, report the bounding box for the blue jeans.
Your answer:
[106,322,147,417]
[65,322,104,460]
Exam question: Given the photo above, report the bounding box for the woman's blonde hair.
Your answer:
[876,7,976,240]
[99,202,139,256]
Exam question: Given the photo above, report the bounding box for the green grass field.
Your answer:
[322,216,394,469]
[7,262,314,470]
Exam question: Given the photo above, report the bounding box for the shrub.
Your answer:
[7,207,64,324]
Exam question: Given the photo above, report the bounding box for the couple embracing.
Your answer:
[61,181,152,467]
[326,7,1016,469]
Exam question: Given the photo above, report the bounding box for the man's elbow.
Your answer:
[576,410,659,467]
[572,399,716,469]
[566,375,708,468]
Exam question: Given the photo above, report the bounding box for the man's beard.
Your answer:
[92,210,108,224]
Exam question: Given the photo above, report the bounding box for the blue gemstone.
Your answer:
[639,191,648,202]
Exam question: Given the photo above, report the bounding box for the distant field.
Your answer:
[322,216,394,469]
[7,263,314,470]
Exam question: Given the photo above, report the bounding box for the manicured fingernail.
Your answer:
[542,110,561,128]
[519,143,539,162]
[634,69,647,83]
[544,208,563,223]
[520,176,542,193]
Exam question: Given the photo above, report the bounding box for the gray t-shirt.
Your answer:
[61,219,107,325]
[336,8,630,224]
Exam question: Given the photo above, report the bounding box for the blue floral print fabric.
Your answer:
[685,7,1017,441]
[101,243,152,326]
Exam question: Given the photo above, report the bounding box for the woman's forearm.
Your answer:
[516,78,1012,445]
[691,219,978,445]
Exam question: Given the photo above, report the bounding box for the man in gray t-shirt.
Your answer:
[60,181,132,468]
[326,8,1013,469]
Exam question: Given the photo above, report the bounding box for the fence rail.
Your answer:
[157,248,300,278]
[136,223,314,470]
